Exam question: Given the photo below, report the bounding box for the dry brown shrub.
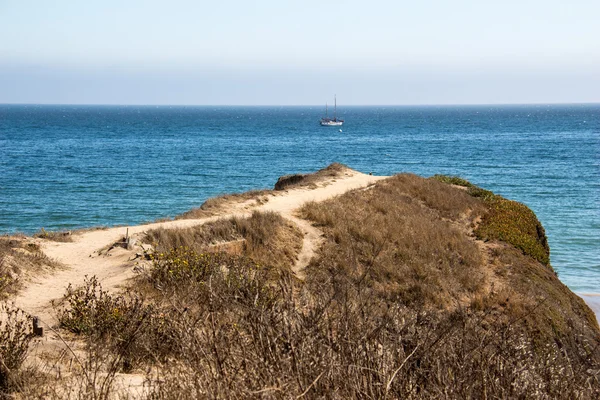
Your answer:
[0,305,34,397]
[139,255,599,399]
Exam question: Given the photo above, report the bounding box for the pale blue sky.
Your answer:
[1,0,598,104]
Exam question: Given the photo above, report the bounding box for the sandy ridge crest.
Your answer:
[12,169,386,326]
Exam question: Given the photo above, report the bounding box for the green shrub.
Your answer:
[467,186,497,201]
[431,174,473,188]
[476,198,550,266]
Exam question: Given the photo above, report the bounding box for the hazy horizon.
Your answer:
[2,102,599,107]
[2,0,598,105]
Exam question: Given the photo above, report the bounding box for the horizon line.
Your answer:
[2,101,599,107]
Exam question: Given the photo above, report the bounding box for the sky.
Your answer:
[1,0,599,105]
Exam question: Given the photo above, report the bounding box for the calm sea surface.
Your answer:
[1,104,598,292]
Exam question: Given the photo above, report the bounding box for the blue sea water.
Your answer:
[0,104,598,293]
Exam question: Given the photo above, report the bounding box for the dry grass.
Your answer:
[397,173,486,221]
[300,173,486,308]
[33,228,74,242]
[0,236,59,298]
[274,162,349,191]
[146,211,303,271]
[176,189,273,220]
[486,243,598,338]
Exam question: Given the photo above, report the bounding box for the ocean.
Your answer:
[0,104,598,293]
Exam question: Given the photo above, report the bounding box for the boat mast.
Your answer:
[334,95,337,120]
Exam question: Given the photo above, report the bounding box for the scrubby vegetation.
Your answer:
[274,162,348,190]
[477,197,550,265]
[432,175,550,265]
[431,174,474,188]
[33,228,74,242]
[55,275,167,372]
[0,236,58,298]
[0,305,33,397]
[177,190,272,219]
[2,170,599,398]
[48,246,599,398]
[146,211,303,270]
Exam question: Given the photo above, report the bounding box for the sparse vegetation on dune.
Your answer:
[146,210,303,270]
[2,169,599,398]
[0,236,59,298]
[33,228,74,243]
[274,162,349,191]
[176,189,272,219]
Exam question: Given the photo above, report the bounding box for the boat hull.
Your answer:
[320,120,343,126]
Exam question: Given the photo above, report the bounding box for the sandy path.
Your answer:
[285,216,324,279]
[12,169,386,327]
[13,216,225,325]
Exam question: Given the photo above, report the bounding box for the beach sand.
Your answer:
[579,294,600,324]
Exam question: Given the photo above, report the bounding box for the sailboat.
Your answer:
[320,95,344,126]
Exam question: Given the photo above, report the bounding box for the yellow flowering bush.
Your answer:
[149,247,281,310]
